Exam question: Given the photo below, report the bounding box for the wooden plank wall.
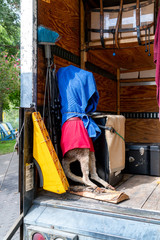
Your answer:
[94,73,117,112]
[125,119,160,143]
[37,0,80,106]
[120,79,160,143]
[120,84,158,112]
[87,51,117,112]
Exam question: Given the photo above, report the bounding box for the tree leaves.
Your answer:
[0,0,20,117]
[0,0,20,55]
[0,52,20,110]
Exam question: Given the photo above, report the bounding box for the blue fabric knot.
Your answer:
[57,65,101,140]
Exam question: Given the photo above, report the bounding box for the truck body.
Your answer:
[18,0,160,239]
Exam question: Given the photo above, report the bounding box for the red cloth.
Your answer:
[154,9,160,118]
[60,117,95,156]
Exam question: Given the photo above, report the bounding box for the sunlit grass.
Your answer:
[0,139,16,155]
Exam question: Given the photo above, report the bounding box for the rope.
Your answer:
[114,130,125,142]
[0,122,24,191]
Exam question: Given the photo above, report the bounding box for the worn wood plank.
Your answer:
[117,175,159,209]
[125,119,160,143]
[142,183,160,211]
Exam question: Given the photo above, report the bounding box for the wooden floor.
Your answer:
[35,174,160,220]
[117,174,160,211]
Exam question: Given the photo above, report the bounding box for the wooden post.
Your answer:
[117,68,120,115]
[80,0,86,69]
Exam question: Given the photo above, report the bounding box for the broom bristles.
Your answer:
[38,25,60,45]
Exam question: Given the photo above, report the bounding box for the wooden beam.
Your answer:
[120,78,155,83]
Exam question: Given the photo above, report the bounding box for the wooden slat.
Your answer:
[120,85,157,99]
[117,175,159,209]
[125,119,160,143]
[142,184,160,211]
[120,98,158,112]
[120,84,158,112]
[120,78,155,83]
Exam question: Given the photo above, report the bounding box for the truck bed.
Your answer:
[34,174,160,219]
[24,174,160,239]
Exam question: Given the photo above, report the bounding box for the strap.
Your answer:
[97,124,115,132]
[136,0,141,45]
[100,0,105,48]
[115,0,123,49]
[148,27,151,56]
[97,124,125,142]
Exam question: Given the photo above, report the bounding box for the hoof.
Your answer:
[106,184,115,191]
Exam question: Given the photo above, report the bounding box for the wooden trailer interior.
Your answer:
[36,0,160,213]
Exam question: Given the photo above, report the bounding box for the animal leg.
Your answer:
[78,151,97,188]
[62,158,84,184]
[89,151,115,190]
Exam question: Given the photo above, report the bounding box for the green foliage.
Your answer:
[0,0,20,123]
[0,0,20,55]
[0,51,20,111]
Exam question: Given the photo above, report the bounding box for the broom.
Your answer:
[38,25,60,60]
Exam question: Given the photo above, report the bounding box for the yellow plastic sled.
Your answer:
[32,112,69,194]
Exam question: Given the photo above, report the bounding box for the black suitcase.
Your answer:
[93,116,123,187]
[150,144,160,176]
[125,143,150,175]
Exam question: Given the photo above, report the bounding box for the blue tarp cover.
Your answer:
[57,65,101,140]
